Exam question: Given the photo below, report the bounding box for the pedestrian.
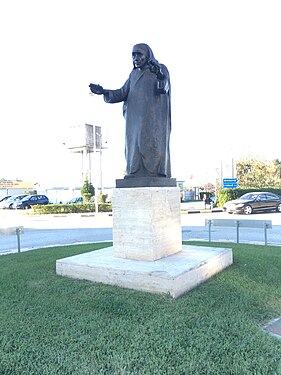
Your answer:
[204,194,211,209]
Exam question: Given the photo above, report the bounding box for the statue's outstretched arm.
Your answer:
[89,83,106,95]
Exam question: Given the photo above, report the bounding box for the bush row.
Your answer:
[32,203,112,214]
[218,188,281,207]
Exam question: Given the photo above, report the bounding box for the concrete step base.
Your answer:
[56,245,233,298]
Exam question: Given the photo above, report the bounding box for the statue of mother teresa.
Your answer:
[89,43,172,179]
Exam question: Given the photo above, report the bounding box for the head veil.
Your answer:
[132,43,159,68]
[131,42,172,134]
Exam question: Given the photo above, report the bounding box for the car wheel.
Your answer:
[24,205,30,210]
[243,205,253,215]
[276,203,281,213]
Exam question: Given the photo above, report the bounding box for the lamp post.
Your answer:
[95,131,107,195]
[97,132,102,194]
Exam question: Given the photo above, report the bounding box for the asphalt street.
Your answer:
[1,209,281,255]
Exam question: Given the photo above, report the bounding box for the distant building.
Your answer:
[0,180,35,196]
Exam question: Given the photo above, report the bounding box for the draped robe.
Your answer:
[103,52,171,178]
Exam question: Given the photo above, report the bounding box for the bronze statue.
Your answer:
[89,43,172,179]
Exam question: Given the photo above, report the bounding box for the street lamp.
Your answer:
[95,131,108,195]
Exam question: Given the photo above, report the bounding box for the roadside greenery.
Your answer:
[236,158,281,188]
[81,177,95,202]
[215,157,281,207]
[1,241,281,374]
[32,202,112,214]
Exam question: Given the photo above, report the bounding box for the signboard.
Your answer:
[0,181,34,189]
[223,178,238,189]
[68,124,102,152]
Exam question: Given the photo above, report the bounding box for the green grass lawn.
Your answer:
[0,241,281,375]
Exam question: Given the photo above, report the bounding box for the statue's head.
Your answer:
[132,43,154,69]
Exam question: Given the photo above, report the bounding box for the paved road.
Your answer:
[0,211,113,254]
[182,211,281,245]
[1,210,281,254]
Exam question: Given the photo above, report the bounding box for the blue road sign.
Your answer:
[223,178,238,189]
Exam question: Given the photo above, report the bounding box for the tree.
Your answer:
[273,159,281,178]
[236,158,281,188]
[81,177,95,202]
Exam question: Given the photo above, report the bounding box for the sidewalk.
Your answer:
[180,202,223,214]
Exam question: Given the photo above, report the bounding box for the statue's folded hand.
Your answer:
[148,61,164,80]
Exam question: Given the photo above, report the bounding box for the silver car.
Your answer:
[0,194,29,209]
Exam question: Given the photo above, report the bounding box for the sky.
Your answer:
[1,0,281,189]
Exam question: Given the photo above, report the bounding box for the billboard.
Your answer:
[0,180,34,189]
[68,124,101,151]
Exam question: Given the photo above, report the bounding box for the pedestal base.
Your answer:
[56,245,233,298]
[112,187,182,261]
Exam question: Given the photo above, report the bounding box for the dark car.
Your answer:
[13,194,49,209]
[223,192,281,215]
[67,197,83,204]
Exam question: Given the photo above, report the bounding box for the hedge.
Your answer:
[32,203,112,214]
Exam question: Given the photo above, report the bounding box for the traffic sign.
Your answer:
[223,178,238,189]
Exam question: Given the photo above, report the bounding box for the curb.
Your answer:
[181,209,223,214]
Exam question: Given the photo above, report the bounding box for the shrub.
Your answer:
[81,178,95,202]
[32,203,112,214]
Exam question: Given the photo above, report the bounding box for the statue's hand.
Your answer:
[89,83,104,95]
[148,61,164,80]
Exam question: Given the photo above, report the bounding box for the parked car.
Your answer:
[0,195,11,203]
[67,197,83,204]
[223,192,281,215]
[12,194,49,209]
[0,194,29,209]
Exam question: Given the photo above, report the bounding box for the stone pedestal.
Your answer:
[56,183,233,298]
[112,187,182,261]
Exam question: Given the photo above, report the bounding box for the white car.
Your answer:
[0,194,28,209]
